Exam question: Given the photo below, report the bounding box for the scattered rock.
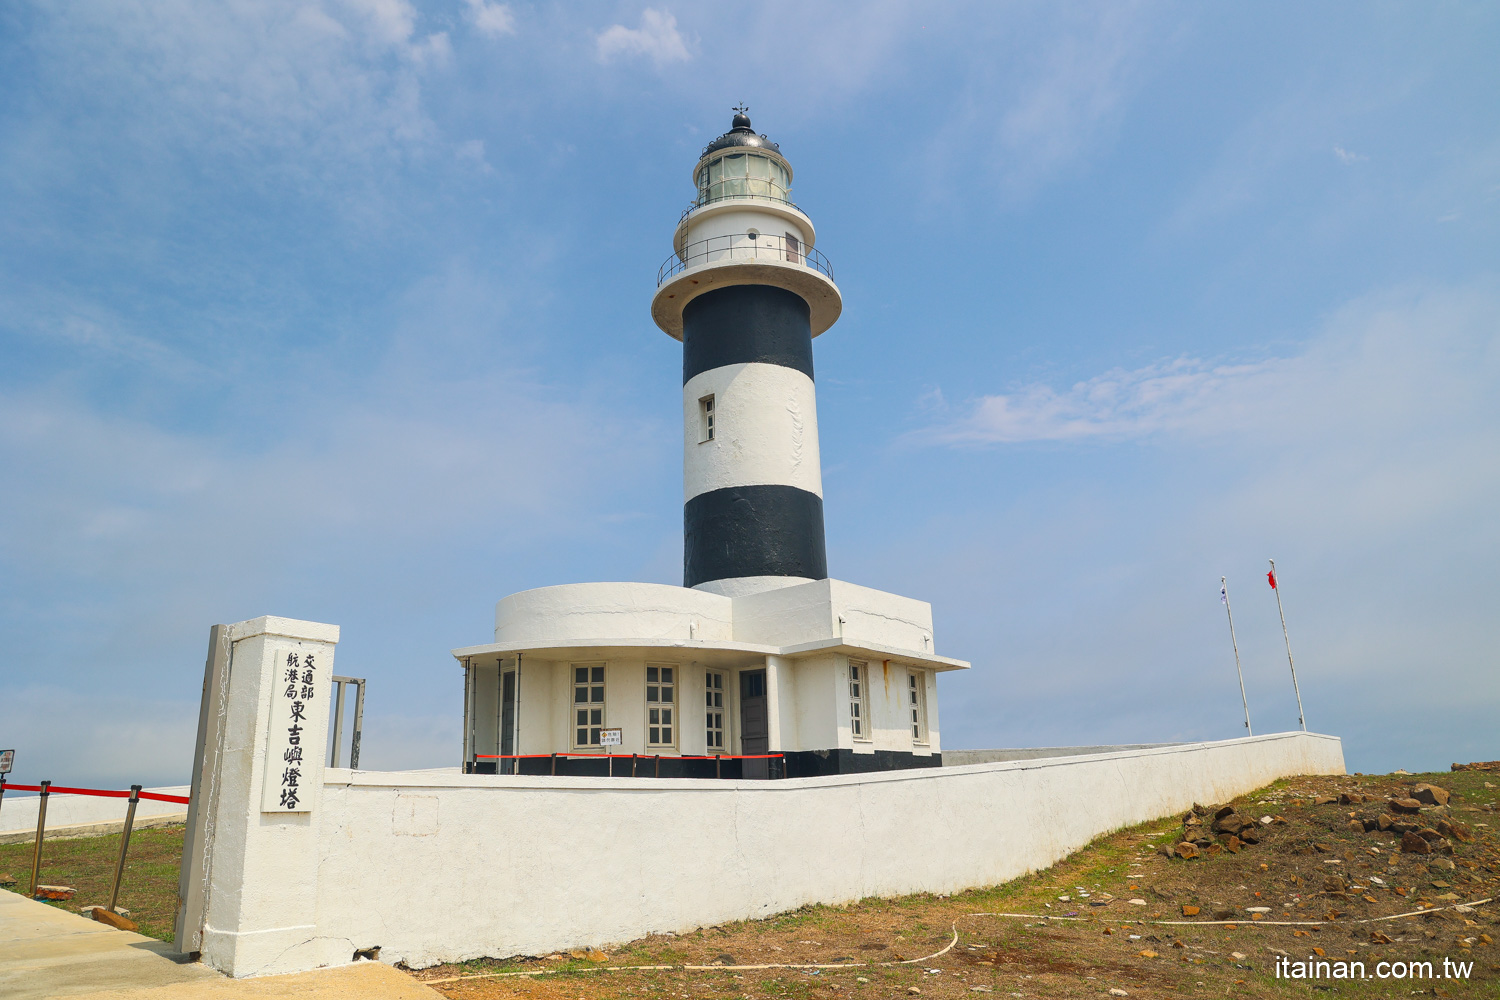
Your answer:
[1181,905,1200,916]
[1346,819,1364,832]
[1206,844,1223,857]
[1128,899,1147,906]
[33,885,74,901]
[1138,950,1159,958]
[586,949,608,963]
[1370,930,1393,944]
[1230,951,1247,961]
[89,907,138,932]
[78,904,130,917]
[1324,876,1348,894]
[1389,797,1423,815]
[1429,857,1456,871]
[1173,843,1200,860]
[1213,909,1235,921]
[906,988,921,996]
[1412,784,1451,807]
[1224,836,1243,854]
[0,874,16,887]
[1246,906,1271,914]
[1109,990,1129,997]
[1436,819,1474,843]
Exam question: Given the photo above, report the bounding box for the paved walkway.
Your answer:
[0,891,440,999]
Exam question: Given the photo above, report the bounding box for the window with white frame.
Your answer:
[907,669,929,743]
[646,664,676,747]
[573,664,605,748]
[705,670,725,751]
[849,660,870,741]
[699,395,715,442]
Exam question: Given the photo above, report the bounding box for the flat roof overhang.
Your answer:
[450,637,970,673]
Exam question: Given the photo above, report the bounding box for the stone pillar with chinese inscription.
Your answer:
[195,616,338,978]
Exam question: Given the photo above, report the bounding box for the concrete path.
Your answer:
[0,891,440,999]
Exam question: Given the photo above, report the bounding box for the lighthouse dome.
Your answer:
[694,111,792,208]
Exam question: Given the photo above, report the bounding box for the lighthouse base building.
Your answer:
[455,578,967,778]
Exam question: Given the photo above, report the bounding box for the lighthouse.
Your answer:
[650,108,843,597]
[453,110,968,779]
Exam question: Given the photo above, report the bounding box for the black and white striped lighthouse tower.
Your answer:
[652,110,844,597]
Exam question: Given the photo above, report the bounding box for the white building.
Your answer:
[455,111,970,779]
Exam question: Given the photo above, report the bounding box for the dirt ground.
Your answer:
[406,770,1500,1000]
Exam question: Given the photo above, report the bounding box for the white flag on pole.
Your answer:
[1220,583,1228,605]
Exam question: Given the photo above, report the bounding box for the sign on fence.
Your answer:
[600,728,623,747]
[0,749,13,773]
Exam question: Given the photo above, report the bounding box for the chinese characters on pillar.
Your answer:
[261,648,326,813]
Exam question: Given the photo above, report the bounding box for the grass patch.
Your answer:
[0,824,185,941]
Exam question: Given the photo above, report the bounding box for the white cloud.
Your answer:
[597,8,692,67]
[911,284,1500,449]
[463,0,516,38]
[1334,145,1367,164]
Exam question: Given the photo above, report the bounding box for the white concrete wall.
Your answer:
[684,206,812,252]
[0,786,190,842]
[732,578,935,652]
[683,363,822,501]
[493,583,733,644]
[193,731,1342,976]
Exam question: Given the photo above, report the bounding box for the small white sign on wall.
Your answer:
[600,728,623,747]
[261,647,330,812]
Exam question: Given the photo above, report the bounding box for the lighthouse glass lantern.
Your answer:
[452,110,969,780]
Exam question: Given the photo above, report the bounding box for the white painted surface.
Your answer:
[684,363,822,501]
[494,583,733,644]
[681,206,812,255]
[195,731,1342,976]
[733,578,935,652]
[192,616,339,980]
[693,576,806,598]
[0,786,190,838]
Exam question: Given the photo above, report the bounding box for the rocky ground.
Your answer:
[407,768,1500,999]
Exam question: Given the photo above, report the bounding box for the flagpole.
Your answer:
[1221,577,1252,736]
[1269,558,1306,732]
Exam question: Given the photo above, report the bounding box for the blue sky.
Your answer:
[2,2,1496,788]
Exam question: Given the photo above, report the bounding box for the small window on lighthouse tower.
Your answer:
[699,395,715,442]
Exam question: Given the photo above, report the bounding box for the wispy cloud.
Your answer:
[911,284,1500,447]
[597,9,692,67]
[463,0,516,38]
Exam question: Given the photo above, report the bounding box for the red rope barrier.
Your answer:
[473,753,784,760]
[0,783,190,804]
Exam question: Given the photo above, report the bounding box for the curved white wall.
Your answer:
[494,583,733,644]
[683,205,812,250]
[684,363,822,502]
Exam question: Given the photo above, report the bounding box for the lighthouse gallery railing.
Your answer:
[658,232,833,286]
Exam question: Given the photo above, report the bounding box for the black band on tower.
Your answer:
[684,484,827,588]
[682,285,814,385]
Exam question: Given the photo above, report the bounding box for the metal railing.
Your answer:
[677,192,805,226]
[658,232,833,286]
